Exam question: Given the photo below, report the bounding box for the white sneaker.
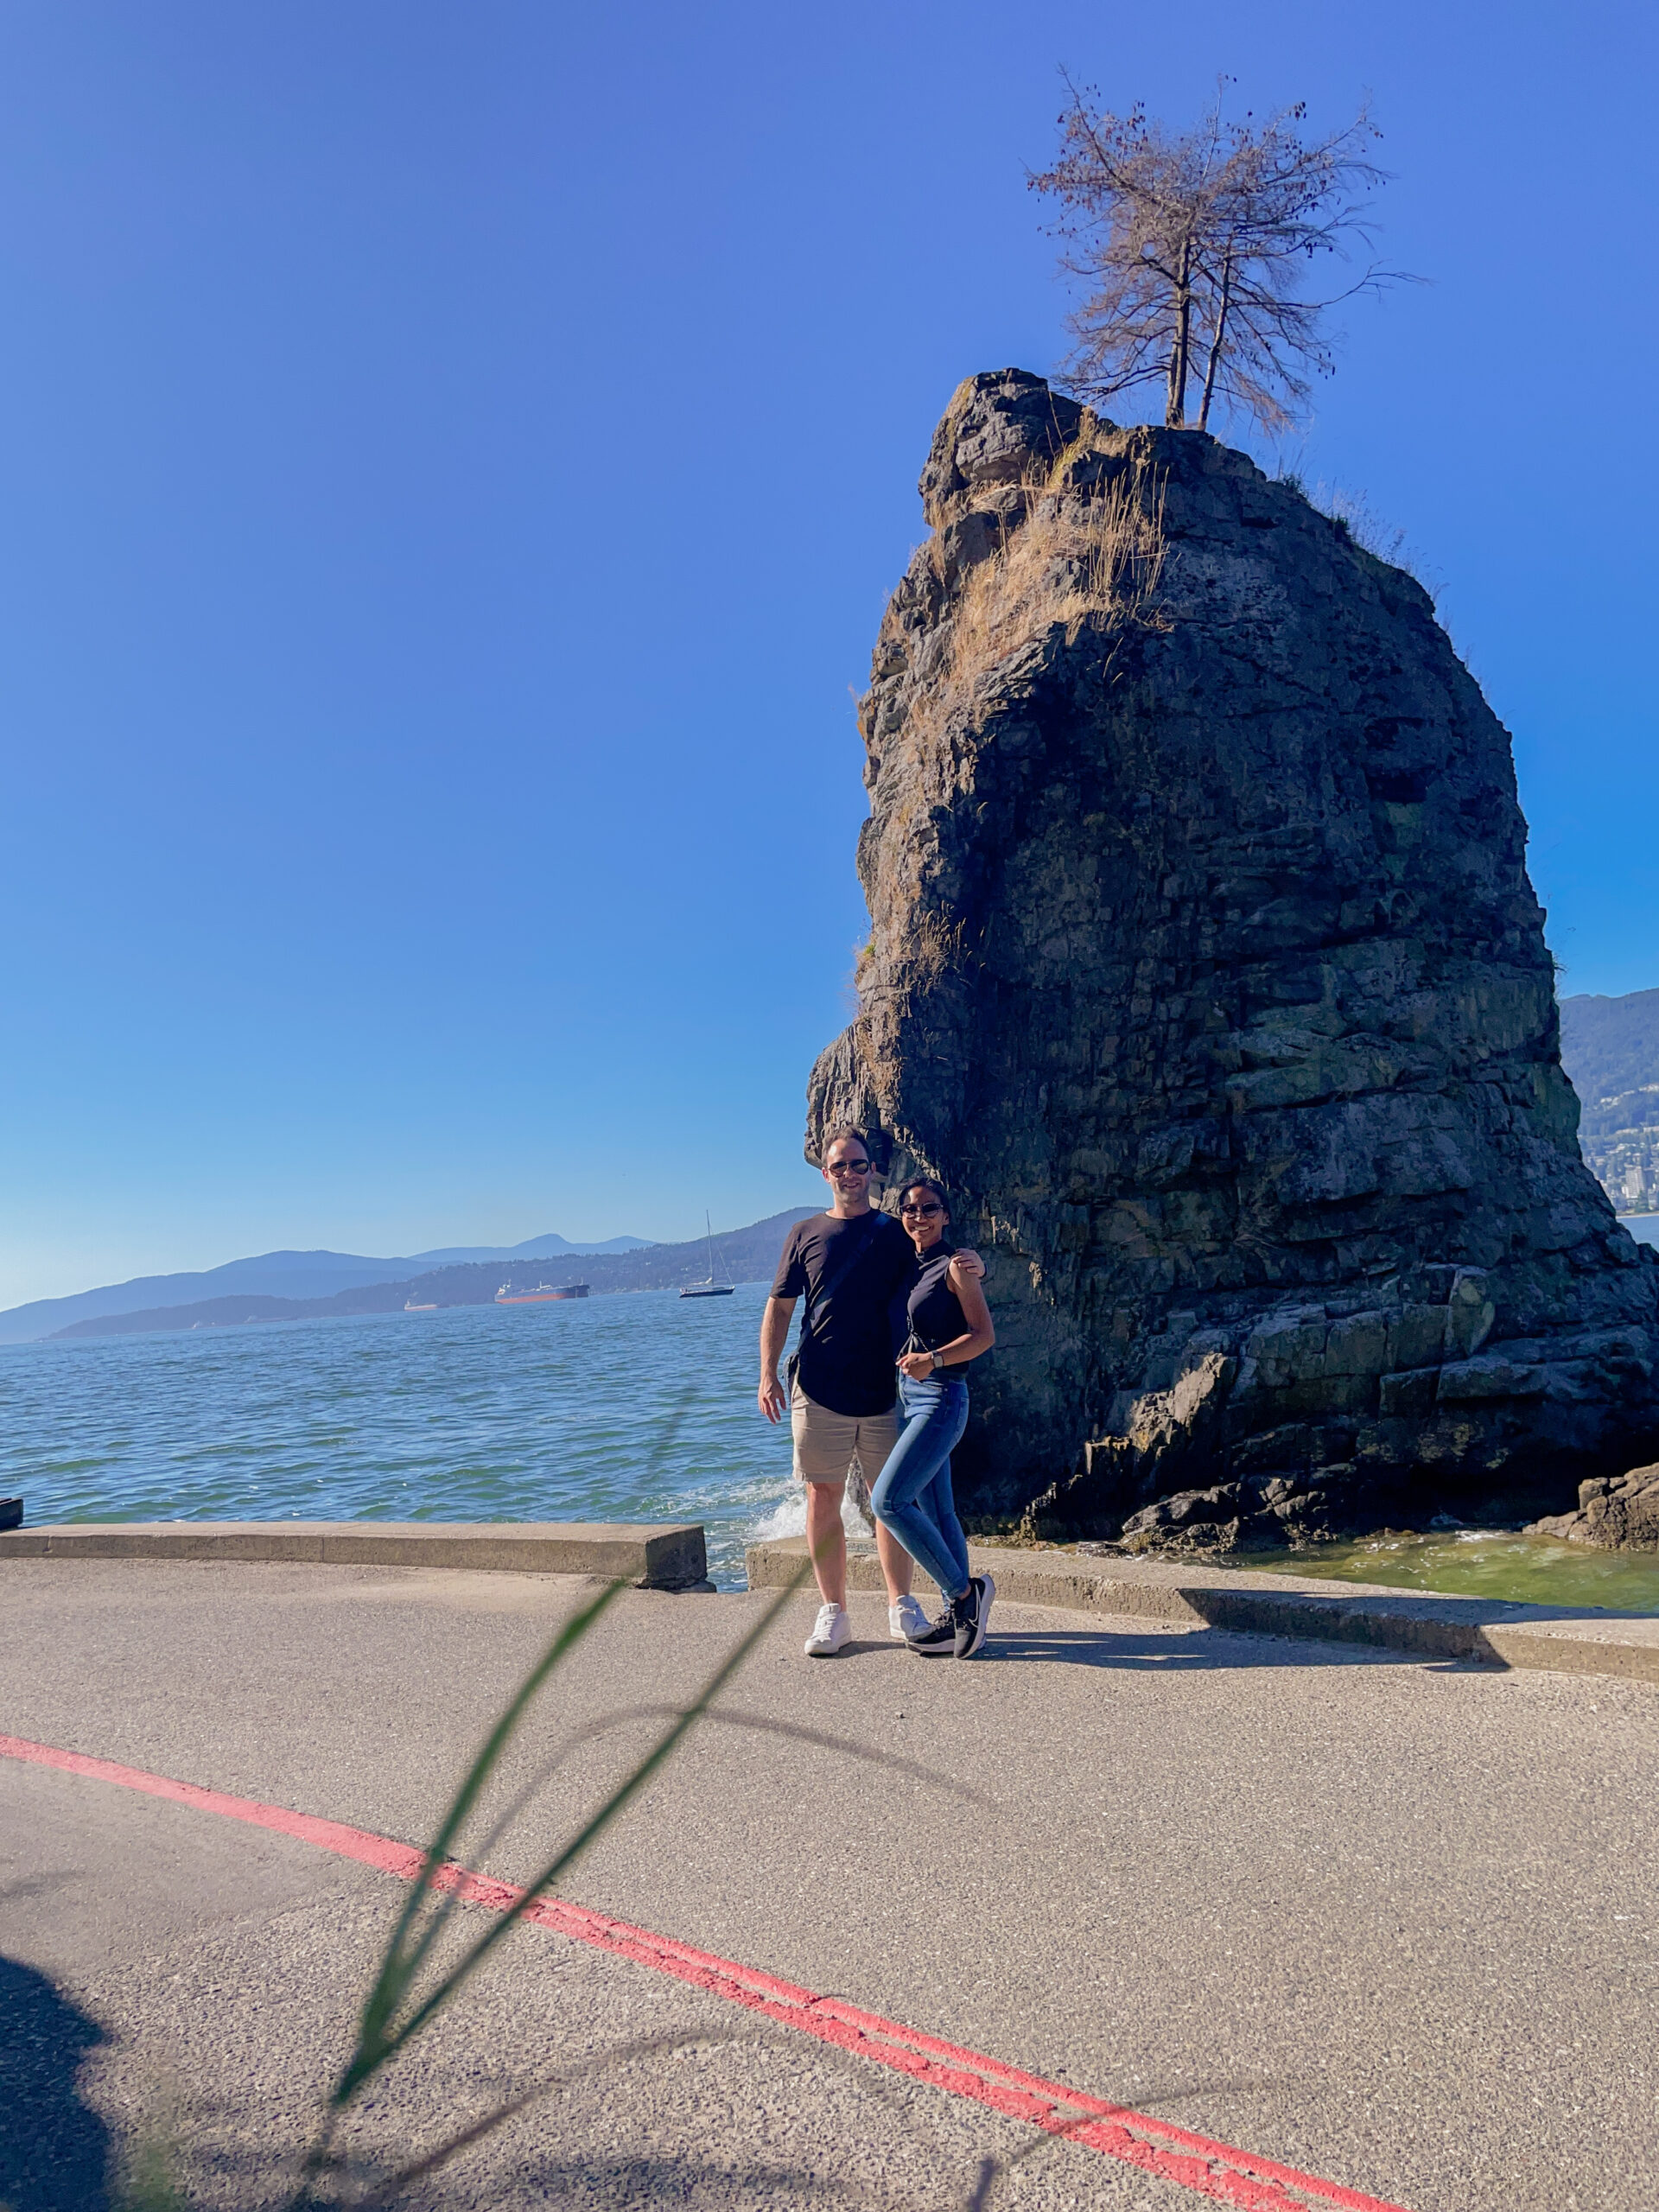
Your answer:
[804,1603,852,1657]
[889,1593,929,1641]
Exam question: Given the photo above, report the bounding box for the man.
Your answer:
[759,1128,982,1656]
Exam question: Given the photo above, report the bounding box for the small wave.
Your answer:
[751,1492,806,1541]
[749,1484,874,1545]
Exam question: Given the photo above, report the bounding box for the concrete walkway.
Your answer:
[749,1535,1659,1682]
[3,1554,1656,2210]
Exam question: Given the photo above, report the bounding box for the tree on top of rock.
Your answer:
[1028,80,1406,435]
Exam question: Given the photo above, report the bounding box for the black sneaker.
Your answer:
[953,1572,995,1659]
[906,1604,958,1657]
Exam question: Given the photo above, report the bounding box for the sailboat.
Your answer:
[680,1211,735,1299]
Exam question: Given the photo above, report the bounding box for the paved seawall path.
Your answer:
[747,1535,1659,1683]
[3,1540,1656,2209]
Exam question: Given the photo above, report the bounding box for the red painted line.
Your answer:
[0,1733,1409,2212]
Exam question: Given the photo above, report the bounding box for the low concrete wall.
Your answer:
[0,1520,709,1589]
[745,1537,1659,1684]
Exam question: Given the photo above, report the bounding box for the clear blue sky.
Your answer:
[3,0,1655,1307]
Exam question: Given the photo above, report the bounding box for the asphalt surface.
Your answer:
[2,1559,1656,2211]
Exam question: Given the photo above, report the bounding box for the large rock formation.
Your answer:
[807,368,1659,1548]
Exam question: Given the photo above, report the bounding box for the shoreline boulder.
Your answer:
[1530,1466,1659,1552]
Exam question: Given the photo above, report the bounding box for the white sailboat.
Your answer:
[680,1211,735,1299]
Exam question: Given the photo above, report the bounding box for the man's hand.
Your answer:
[758,1295,796,1424]
[953,1247,987,1281]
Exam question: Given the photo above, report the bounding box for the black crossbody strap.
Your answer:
[801,1213,882,1343]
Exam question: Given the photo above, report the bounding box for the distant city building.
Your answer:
[1559,990,1659,1219]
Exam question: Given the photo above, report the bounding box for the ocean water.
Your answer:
[0,1285,820,1588]
[1238,1529,1659,1614]
[12,1272,1659,1610]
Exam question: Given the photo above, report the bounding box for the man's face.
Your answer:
[823,1142,873,1202]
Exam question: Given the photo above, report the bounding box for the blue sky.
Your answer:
[3,0,1655,1307]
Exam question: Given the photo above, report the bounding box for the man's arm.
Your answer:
[878,1212,984,1281]
[758,1295,798,1424]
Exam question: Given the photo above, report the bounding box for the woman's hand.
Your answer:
[896,1350,937,1381]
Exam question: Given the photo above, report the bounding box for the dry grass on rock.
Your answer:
[926,437,1167,724]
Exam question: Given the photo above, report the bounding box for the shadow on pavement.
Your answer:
[0,1953,111,2211]
[977,1625,1417,1670]
[515,2152,978,2207]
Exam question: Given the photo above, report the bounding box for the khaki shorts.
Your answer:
[790,1381,899,1487]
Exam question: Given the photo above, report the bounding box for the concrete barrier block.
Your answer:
[0,1519,708,1588]
[0,1530,52,1556]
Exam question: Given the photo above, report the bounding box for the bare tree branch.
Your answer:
[1028,78,1416,435]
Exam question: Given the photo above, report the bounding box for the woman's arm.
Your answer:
[896,1260,995,1376]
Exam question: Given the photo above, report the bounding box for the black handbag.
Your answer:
[785,1213,883,1402]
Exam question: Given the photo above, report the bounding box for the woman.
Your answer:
[870,1178,997,1658]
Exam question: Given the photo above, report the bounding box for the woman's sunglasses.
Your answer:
[900,1202,944,1217]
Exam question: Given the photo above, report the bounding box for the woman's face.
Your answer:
[899,1189,948,1253]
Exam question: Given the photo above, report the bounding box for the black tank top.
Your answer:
[899,1243,968,1356]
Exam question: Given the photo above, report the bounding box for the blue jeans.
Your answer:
[871,1375,972,1602]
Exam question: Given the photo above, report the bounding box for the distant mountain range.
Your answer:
[32,1210,821,1344]
[0,1230,652,1345]
[1559,988,1659,1217]
[10,986,1649,1347]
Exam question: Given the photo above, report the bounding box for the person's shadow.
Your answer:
[0,1953,112,2210]
[973,1624,1424,1670]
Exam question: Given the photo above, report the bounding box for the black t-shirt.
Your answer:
[770,1210,914,1417]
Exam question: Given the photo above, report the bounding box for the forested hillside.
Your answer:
[51,1207,819,1339]
[1559,988,1659,1215]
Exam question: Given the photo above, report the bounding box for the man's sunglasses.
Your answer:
[900,1202,944,1217]
[827,1159,872,1174]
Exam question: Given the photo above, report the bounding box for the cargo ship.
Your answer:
[493,1281,590,1305]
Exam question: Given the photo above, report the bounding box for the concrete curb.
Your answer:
[744,1537,1659,1684]
[0,1520,709,1590]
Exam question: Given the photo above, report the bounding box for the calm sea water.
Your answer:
[1236,1530,1659,1613]
[0,1285,813,1588]
[10,1269,1659,1609]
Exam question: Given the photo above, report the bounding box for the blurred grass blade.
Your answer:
[351,1577,625,2078]
[470,1700,995,1864]
[347,2029,748,2207]
[638,1382,698,1484]
[114,2128,188,2212]
[285,1578,629,2205]
[336,1561,809,2101]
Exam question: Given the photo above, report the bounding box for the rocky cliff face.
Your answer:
[808,368,1659,1548]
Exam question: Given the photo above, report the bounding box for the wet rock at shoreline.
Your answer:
[1529,1465,1659,1552]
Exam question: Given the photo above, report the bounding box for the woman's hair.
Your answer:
[898,1176,950,1215]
